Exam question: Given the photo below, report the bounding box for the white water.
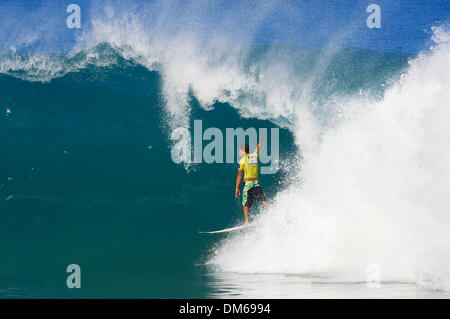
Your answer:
[209,26,450,292]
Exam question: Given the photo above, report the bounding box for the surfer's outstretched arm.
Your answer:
[235,170,242,198]
[256,136,266,152]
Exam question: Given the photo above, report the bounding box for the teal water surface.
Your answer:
[0,54,295,297]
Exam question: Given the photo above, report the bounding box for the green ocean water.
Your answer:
[0,51,296,297]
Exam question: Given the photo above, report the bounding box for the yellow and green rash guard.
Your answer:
[238,150,259,180]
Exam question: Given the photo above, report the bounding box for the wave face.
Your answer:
[1,1,450,296]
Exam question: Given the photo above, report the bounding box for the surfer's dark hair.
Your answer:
[240,144,249,154]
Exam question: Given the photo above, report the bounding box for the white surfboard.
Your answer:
[198,223,251,234]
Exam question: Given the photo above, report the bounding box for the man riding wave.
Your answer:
[235,137,270,225]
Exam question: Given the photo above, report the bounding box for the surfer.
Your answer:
[235,137,270,225]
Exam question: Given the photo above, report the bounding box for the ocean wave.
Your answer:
[209,26,450,292]
[2,0,449,292]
